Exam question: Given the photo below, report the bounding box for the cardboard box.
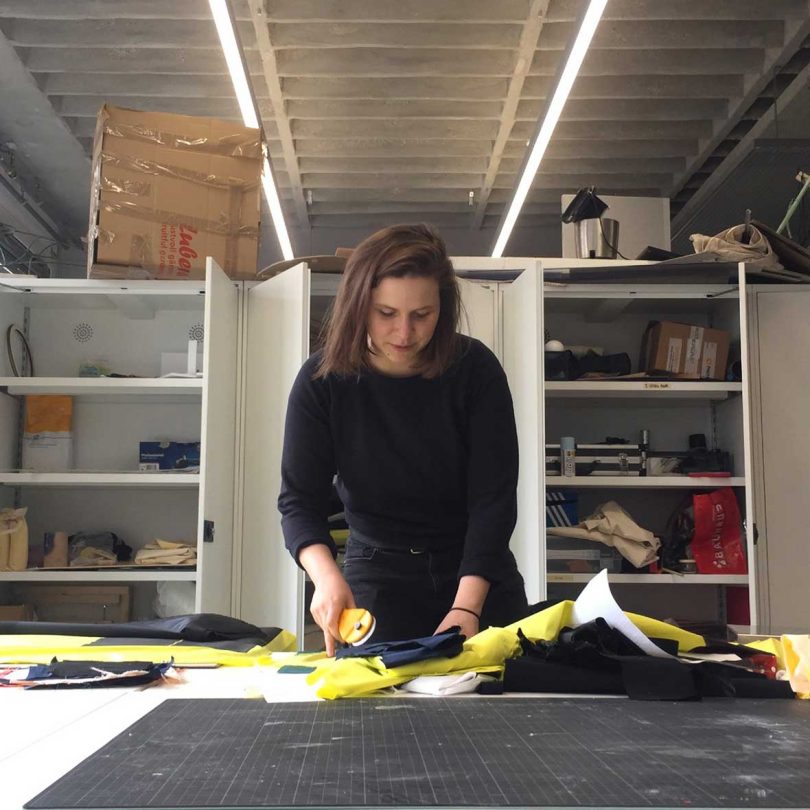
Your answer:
[19,585,130,623]
[22,395,74,472]
[87,104,262,281]
[139,441,201,471]
[641,320,730,380]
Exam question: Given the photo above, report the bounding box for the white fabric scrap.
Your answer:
[399,671,493,696]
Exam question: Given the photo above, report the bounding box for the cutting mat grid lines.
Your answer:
[25,698,810,809]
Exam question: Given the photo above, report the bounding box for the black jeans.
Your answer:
[342,534,529,643]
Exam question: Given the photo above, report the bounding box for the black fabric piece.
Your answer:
[0,613,277,644]
[279,337,521,584]
[577,351,632,377]
[14,659,173,690]
[619,656,702,701]
[476,680,504,695]
[544,350,579,381]
[507,621,786,701]
[504,657,624,695]
[45,659,158,677]
[335,627,465,667]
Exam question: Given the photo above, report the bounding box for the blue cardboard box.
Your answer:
[139,441,200,472]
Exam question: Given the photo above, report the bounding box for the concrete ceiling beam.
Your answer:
[38,73,268,97]
[278,74,746,100]
[0,18,257,48]
[472,0,549,229]
[0,0,252,20]
[22,46,264,74]
[547,0,806,22]
[262,0,530,23]
[669,3,810,207]
[248,0,309,228]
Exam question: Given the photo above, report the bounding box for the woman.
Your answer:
[279,223,527,655]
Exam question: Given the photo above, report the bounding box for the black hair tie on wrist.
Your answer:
[450,605,481,620]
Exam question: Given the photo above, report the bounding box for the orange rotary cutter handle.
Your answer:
[338,608,376,646]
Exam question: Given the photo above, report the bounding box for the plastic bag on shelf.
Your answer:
[154,581,196,618]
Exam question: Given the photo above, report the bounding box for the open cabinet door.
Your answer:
[749,285,810,634]
[196,258,239,614]
[457,278,497,354]
[501,262,544,604]
[239,263,309,642]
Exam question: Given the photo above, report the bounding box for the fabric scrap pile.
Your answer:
[294,571,808,701]
[134,538,196,566]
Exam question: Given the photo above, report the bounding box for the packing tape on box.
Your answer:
[100,152,260,192]
[102,120,262,158]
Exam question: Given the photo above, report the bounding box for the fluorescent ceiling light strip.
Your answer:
[262,157,294,260]
[491,0,607,258]
[208,0,294,260]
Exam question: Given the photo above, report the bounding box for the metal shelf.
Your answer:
[547,573,749,585]
[0,472,200,488]
[545,381,742,400]
[0,569,196,582]
[546,476,744,488]
[0,377,202,397]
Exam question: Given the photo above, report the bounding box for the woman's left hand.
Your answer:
[434,607,479,639]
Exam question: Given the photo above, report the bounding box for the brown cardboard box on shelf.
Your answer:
[19,584,131,623]
[87,104,262,281]
[641,320,730,380]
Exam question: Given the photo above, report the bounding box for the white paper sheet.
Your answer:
[571,569,673,658]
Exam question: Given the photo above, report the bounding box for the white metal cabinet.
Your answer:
[0,259,238,617]
[541,264,757,630]
[748,286,810,634]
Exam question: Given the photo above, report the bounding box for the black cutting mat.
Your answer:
[26,697,810,809]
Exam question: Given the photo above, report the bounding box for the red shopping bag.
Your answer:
[690,488,747,574]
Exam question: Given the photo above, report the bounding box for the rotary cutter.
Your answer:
[338,608,376,645]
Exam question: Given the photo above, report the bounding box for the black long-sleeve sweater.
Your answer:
[278,336,519,583]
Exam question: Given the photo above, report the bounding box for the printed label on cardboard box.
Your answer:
[684,326,704,376]
[702,341,718,378]
[666,338,682,372]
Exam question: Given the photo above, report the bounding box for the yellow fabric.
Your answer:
[306,625,520,700]
[506,600,705,654]
[782,634,810,699]
[0,629,297,666]
[303,600,707,700]
[623,611,705,653]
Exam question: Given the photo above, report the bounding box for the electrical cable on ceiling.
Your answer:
[0,222,59,277]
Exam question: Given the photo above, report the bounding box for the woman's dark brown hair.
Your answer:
[315,223,462,379]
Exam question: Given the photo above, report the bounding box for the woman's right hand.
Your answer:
[299,544,355,656]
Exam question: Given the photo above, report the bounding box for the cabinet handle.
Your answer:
[204,520,215,543]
